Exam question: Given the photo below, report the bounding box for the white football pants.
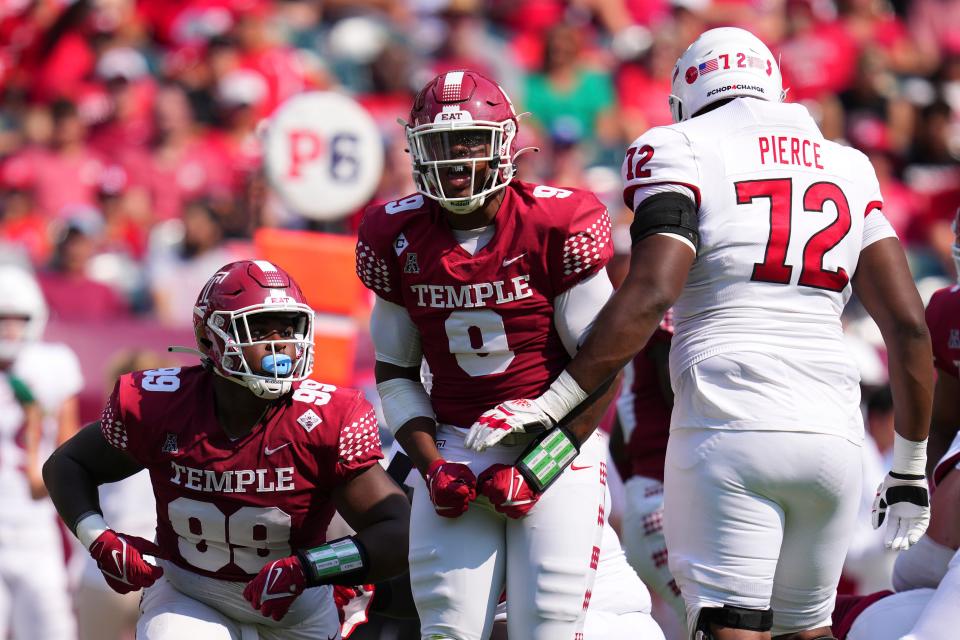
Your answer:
[409,425,608,640]
[138,561,340,640]
[0,519,75,640]
[663,428,861,637]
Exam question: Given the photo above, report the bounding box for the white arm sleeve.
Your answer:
[862,208,898,249]
[901,547,960,639]
[554,269,614,357]
[370,297,435,434]
[370,296,422,368]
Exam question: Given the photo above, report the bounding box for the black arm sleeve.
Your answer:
[42,422,145,533]
[629,191,699,250]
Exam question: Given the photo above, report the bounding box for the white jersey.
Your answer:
[0,371,52,524]
[13,342,83,458]
[623,98,896,441]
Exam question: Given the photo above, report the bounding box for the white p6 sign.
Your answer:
[264,92,384,221]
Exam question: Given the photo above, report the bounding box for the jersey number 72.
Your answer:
[735,178,853,292]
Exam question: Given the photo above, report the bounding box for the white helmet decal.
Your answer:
[668,27,785,123]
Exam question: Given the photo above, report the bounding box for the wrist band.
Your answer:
[297,536,369,586]
[536,370,588,423]
[516,426,580,493]
[892,432,927,477]
[75,512,109,550]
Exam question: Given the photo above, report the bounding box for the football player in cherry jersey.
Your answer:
[43,260,409,640]
[921,208,960,478]
[356,70,662,639]
[468,27,933,640]
[609,312,686,628]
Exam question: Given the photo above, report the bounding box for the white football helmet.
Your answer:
[668,27,785,123]
[0,265,47,362]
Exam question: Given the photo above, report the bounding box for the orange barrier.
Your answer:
[254,228,370,387]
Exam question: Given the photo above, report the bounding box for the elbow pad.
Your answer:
[629,192,699,250]
[376,378,435,436]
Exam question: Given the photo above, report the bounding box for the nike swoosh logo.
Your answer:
[264,442,291,456]
[109,547,131,583]
[267,566,283,592]
[502,253,526,267]
[570,464,592,471]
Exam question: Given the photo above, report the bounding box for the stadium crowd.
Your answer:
[2,1,960,639]
[2,0,959,324]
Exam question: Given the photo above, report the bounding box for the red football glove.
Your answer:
[243,556,307,621]
[334,584,375,637]
[425,459,477,518]
[88,530,164,594]
[478,463,541,518]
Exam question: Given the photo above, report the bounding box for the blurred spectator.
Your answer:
[9,100,105,219]
[147,199,233,326]
[523,23,620,159]
[838,0,924,76]
[908,0,960,74]
[37,224,130,322]
[838,50,916,156]
[615,34,677,142]
[904,101,960,276]
[0,161,50,265]
[123,83,230,221]
[779,0,858,102]
[88,47,157,155]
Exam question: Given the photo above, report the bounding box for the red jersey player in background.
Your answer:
[43,260,410,640]
[610,311,686,630]
[921,207,960,477]
[357,71,662,639]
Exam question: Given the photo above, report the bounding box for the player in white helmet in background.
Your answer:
[0,264,76,639]
[466,27,933,640]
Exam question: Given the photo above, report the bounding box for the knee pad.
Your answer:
[694,605,773,639]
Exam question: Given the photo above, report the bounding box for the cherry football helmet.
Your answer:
[193,260,314,399]
[0,265,47,362]
[404,70,528,214]
[668,27,785,123]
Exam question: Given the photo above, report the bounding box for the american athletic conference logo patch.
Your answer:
[297,409,322,432]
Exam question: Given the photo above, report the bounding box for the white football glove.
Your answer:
[871,472,930,551]
[464,399,553,452]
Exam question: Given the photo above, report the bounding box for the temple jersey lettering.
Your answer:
[623,99,897,441]
[357,181,613,427]
[99,366,382,581]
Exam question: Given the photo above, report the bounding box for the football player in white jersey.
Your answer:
[465,27,933,640]
[0,265,76,639]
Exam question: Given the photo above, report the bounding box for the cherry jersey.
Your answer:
[616,315,673,482]
[925,284,960,378]
[623,98,896,439]
[100,366,382,581]
[356,181,613,427]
